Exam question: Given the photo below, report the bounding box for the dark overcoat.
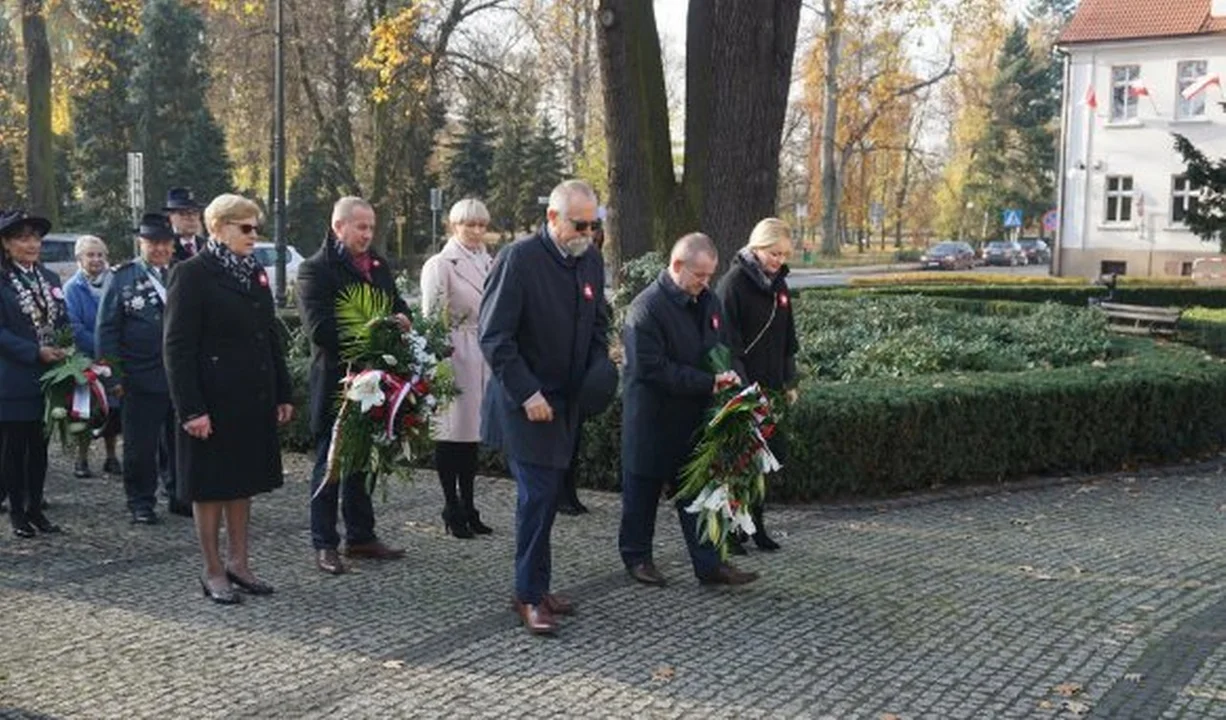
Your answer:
[479,229,610,469]
[172,234,207,264]
[0,265,69,422]
[295,236,409,437]
[714,250,799,391]
[163,251,291,502]
[96,260,170,396]
[621,272,725,480]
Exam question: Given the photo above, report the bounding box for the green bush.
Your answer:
[1179,307,1226,356]
[808,283,1226,308]
[893,248,924,262]
[792,294,1111,380]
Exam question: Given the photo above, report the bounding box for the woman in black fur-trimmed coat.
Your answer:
[714,218,800,553]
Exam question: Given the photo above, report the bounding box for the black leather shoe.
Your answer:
[698,564,760,586]
[467,508,493,535]
[102,457,122,475]
[557,497,589,516]
[73,461,94,479]
[442,504,474,539]
[200,576,241,605]
[29,515,62,534]
[131,510,161,525]
[627,561,667,586]
[12,520,35,539]
[226,570,275,595]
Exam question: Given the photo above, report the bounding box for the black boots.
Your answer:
[442,502,475,539]
[750,505,781,551]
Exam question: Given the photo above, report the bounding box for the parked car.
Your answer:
[40,233,86,282]
[253,242,305,291]
[920,241,976,270]
[983,240,1029,266]
[1018,238,1051,264]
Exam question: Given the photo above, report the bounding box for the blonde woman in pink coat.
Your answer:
[420,199,494,538]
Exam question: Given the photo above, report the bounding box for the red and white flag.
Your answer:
[1128,79,1150,98]
[1182,73,1222,100]
[1082,84,1098,109]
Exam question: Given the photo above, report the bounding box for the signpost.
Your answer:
[126,152,143,257]
[1041,209,1059,233]
[395,215,407,259]
[430,187,443,252]
[1002,208,1023,242]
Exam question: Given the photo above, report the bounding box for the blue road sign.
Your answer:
[1042,209,1058,232]
[1002,209,1023,228]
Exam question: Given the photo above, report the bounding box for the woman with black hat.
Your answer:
[0,209,70,538]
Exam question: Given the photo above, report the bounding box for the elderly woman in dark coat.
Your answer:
[164,194,294,604]
[714,217,799,553]
[0,210,69,538]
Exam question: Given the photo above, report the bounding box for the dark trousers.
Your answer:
[560,432,582,504]
[309,430,376,550]
[509,459,564,605]
[435,441,479,509]
[1,421,49,525]
[121,391,177,513]
[618,470,720,579]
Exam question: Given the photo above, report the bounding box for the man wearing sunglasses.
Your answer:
[479,179,617,636]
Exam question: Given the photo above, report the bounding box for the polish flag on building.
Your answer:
[1082,84,1098,109]
[1182,73,1222,100]
[1128,80,1150,98]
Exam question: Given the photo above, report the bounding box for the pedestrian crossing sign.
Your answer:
[1002,209,1023,228]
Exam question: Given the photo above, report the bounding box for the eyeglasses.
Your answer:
[569,219,602,233]
[228,222,261,236]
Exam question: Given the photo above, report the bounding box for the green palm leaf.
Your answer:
[336,284,393,363]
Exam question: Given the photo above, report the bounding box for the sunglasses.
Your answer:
[228,222,261,236]
[569,218,602,233]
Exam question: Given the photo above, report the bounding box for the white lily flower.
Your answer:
[731,506,757,536]
[50,407,68,420]
[382,354,398,366]
[345,370,386,413]
[92,364,112,378]
[685,486,713,515]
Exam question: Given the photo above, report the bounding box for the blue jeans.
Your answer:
[509,459,565,605]
[309,431,377,550]
[618,470,720,579]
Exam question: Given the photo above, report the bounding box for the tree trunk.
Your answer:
[598,0,801,271]
[597,0,677,267]
[818,0,843,256]
[21,0,56,222]
[894,143,914,248]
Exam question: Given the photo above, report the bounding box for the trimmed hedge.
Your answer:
[573,340,1226,501]
[809,284,1226,308]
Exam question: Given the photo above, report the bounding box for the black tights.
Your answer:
[435,441,479,509]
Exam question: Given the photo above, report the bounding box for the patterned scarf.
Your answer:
[206,237,260,290]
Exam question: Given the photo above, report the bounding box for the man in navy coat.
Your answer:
[619,233,759,587]
[164,187,207,262]
[479,179,614,636]
[97,213,186,524]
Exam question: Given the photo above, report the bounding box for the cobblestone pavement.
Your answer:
[5,450,1226,719]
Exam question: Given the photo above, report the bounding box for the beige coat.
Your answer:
[420,237,492,442]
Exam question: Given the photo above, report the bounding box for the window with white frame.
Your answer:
[1106,176,1134,223]
[1111,65,1140,121]
[1172,174,1201,223]
[1177,60,1208,119]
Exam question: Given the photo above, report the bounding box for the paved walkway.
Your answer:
[4,450,1226,718]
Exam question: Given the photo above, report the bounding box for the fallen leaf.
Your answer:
[1038,700,1055,710]
[881,714,902,720]
[1053,682,1083,697]
[1061,699,1091,715]
[382,660,405,669]
[1124,673,1143,683]
[651,665,676,682]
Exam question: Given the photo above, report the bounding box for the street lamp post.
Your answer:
[272,0,287,308]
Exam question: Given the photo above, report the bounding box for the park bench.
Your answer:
[1096,302,1182,336]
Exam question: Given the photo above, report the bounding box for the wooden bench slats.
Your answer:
[1095,301,1182,337]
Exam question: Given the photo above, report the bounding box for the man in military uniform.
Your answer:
[97,213,188,524]
[164,187,206,262]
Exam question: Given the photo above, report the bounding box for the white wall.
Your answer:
[1059,36,1226,260]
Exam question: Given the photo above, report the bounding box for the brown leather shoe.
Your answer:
[315,549,346,575]
[512,600,558,635]
[698,563,760,586]
[343,541,406,560]
[543,593,575,616]
[627,561,667,586]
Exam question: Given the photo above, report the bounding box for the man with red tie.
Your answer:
[164,188,206,262]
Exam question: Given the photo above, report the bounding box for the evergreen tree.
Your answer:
[130,0,232,212]
[489,117,532,233]
[1174,134,1226,251]
[525,116,566,224]
[445,110,497,203]
[0,13,23,209]
[286,144,333,257]
[70,0,139,253]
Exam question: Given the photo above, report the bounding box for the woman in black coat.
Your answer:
[714,217,800,553]
[0,210,69,538]
[164,194,293,604]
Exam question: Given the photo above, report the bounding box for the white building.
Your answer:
[1054,0,1226,278]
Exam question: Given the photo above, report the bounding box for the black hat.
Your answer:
[137,213,175,242]
[0,209,51,240]
[163,187,201,212]
[577,355,619,420]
